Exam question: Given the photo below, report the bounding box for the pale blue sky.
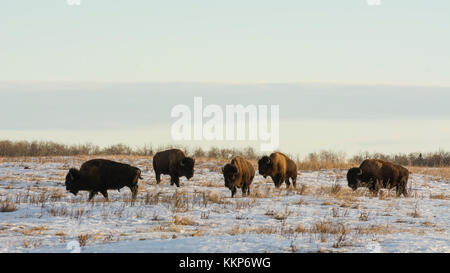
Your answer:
[1,1,449,155]
[1,0,449,84]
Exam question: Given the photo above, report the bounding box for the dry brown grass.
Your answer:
[253,226,277,234]
[227,225,247,235]
[206,191,227,204]
[409,203,421,218]
[21,225,48,236]
[191,228,204,237]
[409,166,450,181]
[429,193,449,200]
[422,221,437,227]
[359,211,369,221]
[311,220,347,235]
[249,185,272,199]
[174,215,196,226]
[23,239,43,248]
[55,231,67,236]
[297,160,353,171]
[78,233,91,247]
[0,198,18,212]
[295,184,311,195]
[295,223,307,233]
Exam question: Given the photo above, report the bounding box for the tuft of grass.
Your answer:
[330,183,342,195]
[22,225,47,236]
[174,215,196,226]
[429,193,448,200]
[409,203,421,218]
[191,229,204,237]
[201,211,210,219]
[359,211,369,221]
[0,198,18,212]
[23,239,42,249]
[295,223,307,233]
[207,191,224,204]
[78,234,91,247]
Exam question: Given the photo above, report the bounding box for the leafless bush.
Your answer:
[409,202,421,218]
[78,234,90,247]
[359,211,369,221]
[0,198,18,212]
[201,211,210,219]
[174,215,196,226]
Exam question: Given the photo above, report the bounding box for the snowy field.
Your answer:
[0,156,448,253]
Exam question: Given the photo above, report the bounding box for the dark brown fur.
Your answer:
[222,156,255,197]
[152,149,195,187]
[65,159,142,201]
[347,159,409,197]
[258,152,298,188]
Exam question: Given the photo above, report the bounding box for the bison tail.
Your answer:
[135,168,143,180]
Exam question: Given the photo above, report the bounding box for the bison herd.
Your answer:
[65,149,410,200]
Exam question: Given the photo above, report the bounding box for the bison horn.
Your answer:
[357,168,363,176]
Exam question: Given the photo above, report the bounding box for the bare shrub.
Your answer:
[201,211,210,219]
[359,211,369,221]
[429,193,448,200]
[78,234,90,247]
[295,223,307,233]
[174,215,196,226]
[409,202,421,218]
[0,198,18,212]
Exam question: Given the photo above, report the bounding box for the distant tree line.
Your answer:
[351,150,450,167]
[0,140,260,160]
[0,140,449,167]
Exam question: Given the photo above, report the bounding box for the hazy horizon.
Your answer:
[1,1,449,156]
[2,81,450,156]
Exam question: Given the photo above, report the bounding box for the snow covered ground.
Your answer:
[0,156,448,253]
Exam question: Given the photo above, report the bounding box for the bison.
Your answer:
[65,159,142,201]
[258,152,297,188]
[222,156,255,198]
[153,149,195,187]
[346,159,409,197]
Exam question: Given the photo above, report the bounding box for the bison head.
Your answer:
[258,156,272,178]
[178,157,195,180]
[222,164,238,189]
[65,168,81,195]
[346,167,363,191]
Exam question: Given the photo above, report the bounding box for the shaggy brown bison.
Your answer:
[65,159,142,201]
[222,156,255,198]
[347,159,409,197]
[153,149,195,187]
[258,152,297,188]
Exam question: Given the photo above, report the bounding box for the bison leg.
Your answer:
[171,176,180,187]
[402,186,408,197]
[231,187,237,198]
[284,177,291,188]
[155,172,161,184]
[241,186,249,197]
[88,191,96,201]
[130,185,138,200]
[395,184,408,197]
[273,174,282,188]
[100,190,109,201]
[292,176,297,188]
[395,185,401,197]
[369,180,381,195]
